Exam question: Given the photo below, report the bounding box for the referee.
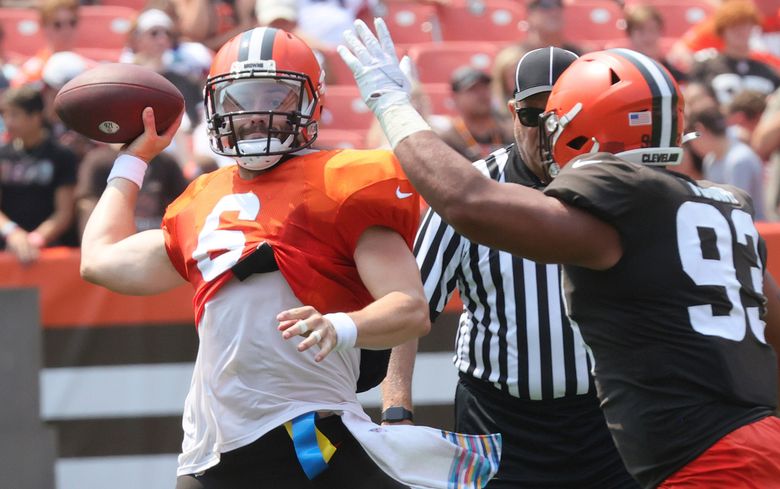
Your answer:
[382,48,638,488]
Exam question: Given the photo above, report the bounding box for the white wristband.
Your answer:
[107,154,148,189]
[377,103,432,149]
[324,312,358,351]
[1,221,19,238]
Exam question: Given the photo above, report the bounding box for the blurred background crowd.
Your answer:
[0,0,779,263]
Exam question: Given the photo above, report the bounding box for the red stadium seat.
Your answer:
[315,129,369,150]
[321,48,357,87]
[563,0,626,45]
[422,83,457,116]
[435,0,527,43]
[0,8,45,58]
[407,41,498,84]
[319,85,375,131]
[359,2,440,44]
[73,47,123,62]
[99,0,146,11]
[623,0,714,38]
[73,5,135,51]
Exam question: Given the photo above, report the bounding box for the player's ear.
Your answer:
[506,99,515,118]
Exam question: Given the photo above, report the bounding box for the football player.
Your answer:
[80,27,500,489]
[340,18,780,489]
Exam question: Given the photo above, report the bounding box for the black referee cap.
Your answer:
[514,47,578,101]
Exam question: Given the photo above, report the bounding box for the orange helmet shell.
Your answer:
[542,49,684,169]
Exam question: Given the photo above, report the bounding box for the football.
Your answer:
[53,63,185,144]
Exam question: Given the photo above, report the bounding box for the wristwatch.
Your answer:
[381,406,414,423]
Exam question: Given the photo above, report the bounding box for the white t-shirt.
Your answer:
[177,271,362,476]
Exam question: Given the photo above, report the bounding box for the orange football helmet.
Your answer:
[539,49,685,179]
[205,27,325,170]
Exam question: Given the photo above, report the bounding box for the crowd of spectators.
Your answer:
[1,0,779,263]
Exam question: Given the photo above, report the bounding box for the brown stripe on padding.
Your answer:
[44,323,197,368]
[53,416,183,458]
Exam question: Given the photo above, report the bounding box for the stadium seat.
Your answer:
[406,41,498,85]
[73,5,135,51]
[319,85,375,131]
[623,0,714,38]
[422,83,457,116]
[99,0,146,11]
[359,2,440,44]
[73,47,123,62]
[315,129,369,150]
[321,48,357,86]
[563,0,626,45]
[435,0,526,43]
[0,8,45,58]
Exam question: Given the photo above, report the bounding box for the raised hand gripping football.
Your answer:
[337,18,413,114]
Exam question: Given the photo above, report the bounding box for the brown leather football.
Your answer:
[54,63,184,144]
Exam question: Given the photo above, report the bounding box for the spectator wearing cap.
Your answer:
[382,47,639,489]
[0,85,78,263]
[623,4,687,83]
[123,9,207,166]
[436,66,513,161]
[687,105,766,220]
[520,0,582,56]
[40,51,99,161]
[689,1,780,106]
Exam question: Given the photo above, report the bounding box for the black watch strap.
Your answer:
[381,406,414,423]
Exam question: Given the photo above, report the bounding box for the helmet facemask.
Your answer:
[205,65,320,171]
[538,102,584,180]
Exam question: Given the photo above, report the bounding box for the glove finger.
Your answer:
[336,44,362,74]
[375,17,400,63]
[399,55,417,84]
[342,28,374,66]
[354,18,385,61]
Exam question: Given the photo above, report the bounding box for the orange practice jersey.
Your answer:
[162,149,420,325]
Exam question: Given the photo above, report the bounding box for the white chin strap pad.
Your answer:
[235,136,293,171]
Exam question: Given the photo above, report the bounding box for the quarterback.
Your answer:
[340,19,780,489]
[81,27,499,489]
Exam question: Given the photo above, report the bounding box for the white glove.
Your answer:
[338,18,431,148]
[338,18,412,113]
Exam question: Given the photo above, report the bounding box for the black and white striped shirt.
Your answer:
[414,145,593,400]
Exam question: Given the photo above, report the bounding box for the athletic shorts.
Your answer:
[175,414,408,489]
[455,374,639,489]
[658,415,780,489]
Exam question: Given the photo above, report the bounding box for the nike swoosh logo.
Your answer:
[396,186,413,199]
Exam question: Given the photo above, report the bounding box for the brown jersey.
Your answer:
[545,153,778,488]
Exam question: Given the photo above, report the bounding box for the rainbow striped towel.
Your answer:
[341,410,501,488]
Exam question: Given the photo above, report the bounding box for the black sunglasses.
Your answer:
[515,107,545,128]
[52,19,78,29]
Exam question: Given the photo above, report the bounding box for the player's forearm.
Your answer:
[381,338,418,411]
[350,290,430,349]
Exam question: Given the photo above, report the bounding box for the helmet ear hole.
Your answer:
[610,69,620,85]
[567,136,589,150]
